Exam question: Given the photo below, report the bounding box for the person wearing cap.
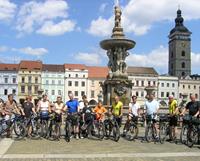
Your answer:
[168,95,179,141]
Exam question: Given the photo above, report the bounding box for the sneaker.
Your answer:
[76,135,79,140]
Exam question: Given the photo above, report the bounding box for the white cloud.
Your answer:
[0,0,16,21]
[87,16,113,37]
[74,52,102,65]
[88,0,200,36]
[36,20,75,36]
[0,46,8,52]
[191,52,200,74]
[127,45,168,73]
[13,47,48,56]
[0,55,21,64]
[16,0,75,36]
[99,3,108,13]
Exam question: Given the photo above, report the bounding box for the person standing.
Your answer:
[111,96,123,127]
[65,93,80,139]
[168,95,179,141]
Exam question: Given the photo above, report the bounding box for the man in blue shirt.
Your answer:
[65,93,80,139]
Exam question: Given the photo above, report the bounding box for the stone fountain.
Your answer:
[100,2,136,106]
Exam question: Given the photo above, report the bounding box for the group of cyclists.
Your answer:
[0,92,199,146]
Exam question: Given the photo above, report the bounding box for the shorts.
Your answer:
[169,115,178,126]
[67,113,79,126]
[129,114,138,123]
[114,116,122,127]
[55,113,62,123]
[146,115,157,124]
[40,111,49,120]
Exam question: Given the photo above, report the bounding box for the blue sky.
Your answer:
[0,0,200,74]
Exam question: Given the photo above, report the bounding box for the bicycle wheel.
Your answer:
[180,124,188,144]
[159,123,168,144]
[65,122,71,142]
[125,124,138,141]
[41,120,48,138]
[97,122,105,140]
[13,121,26,138]
[113,124,120,142]
[145,123,153,142]
[187,127,197,148]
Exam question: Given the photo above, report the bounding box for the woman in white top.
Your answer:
[37,94,51,120]
[53,96,65,122]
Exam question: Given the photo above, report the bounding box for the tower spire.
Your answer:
[175,8,184,27]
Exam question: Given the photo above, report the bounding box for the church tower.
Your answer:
[168,9,191,77]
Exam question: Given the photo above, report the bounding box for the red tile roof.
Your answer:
[87,66,109,78]
[64,64,87,70]
[0,64,18,71]
[42,64,64,72]
[19,60,42,70]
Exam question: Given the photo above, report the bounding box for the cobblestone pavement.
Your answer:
[0,127,199,161]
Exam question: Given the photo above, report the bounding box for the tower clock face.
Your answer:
[181,42,186,47]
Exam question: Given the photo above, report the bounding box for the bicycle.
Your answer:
[186,116,200,148]
[38,111,49,138]
[144,113,159,143]
[123,114,139,141]
[180,114,191,144]
[104,114,120,142]
[159,114,171,144]
[47,112,62,141]
[0,113,26,139]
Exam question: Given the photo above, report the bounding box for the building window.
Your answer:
[161,83,164,87]
[69,74,71,77]
[68,81,72,86]
[83,75,85,78]
[166,92,169,97]
[75,91,78,97]
[181,62,185,68]
[182,72,185,77]
[171,52,173,58]
[188,85,190,89]
[21,86,25,93]
[12,77,16,84]
[28,86,32,94]
[58,90,62,95]
[58,80,61,85]
[4,77,8,83]
[136,80,139,86]
[136,91,139,97]
[45,90,48,95]
[167,83,169,87]
[179,93,182,98]
[171,63,173,69]
[34,86,38,94]
[172,92,175,97]
[194,85,196,89]
[195,94,198,99]
[75,81,78,87]
[4,89,8,95]
[81,81,85,87]
[148,81,151,86]
[172,83,175,87]
[21,77,25,83]
[81,91,85,96]
[182,51,185,57]
[153,81,156,86]
[28,76,32,83]
[46,80,49,84]
[141,91,144,97]
[183,85,185,89]
[91,90,95,98]
[68,91,72,95]
[91,80,95,86]
[52,80,55,85]
[161,92,164,98]
[35,77,38,83]
[12,89,16,95]
[51,90,55,95]
[141,81,144,86]
[76,74,78,78]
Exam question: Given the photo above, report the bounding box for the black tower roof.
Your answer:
[170,9,190,35]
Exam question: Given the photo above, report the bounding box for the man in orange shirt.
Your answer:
[93,100,107,121]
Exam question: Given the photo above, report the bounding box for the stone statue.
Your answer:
[114,6,122,28]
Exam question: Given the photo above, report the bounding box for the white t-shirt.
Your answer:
[144,99,159,115]
[79,101,84,111]
[54,102,64,114]
[39,100,49,111]
[129,102,140,116]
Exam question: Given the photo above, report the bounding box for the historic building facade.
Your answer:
[158,75,179,105]
[127,67,159,105]
[18,60,42,104]
[0,64,18,101]
[168,9,191,78]
[41,64,65,102]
